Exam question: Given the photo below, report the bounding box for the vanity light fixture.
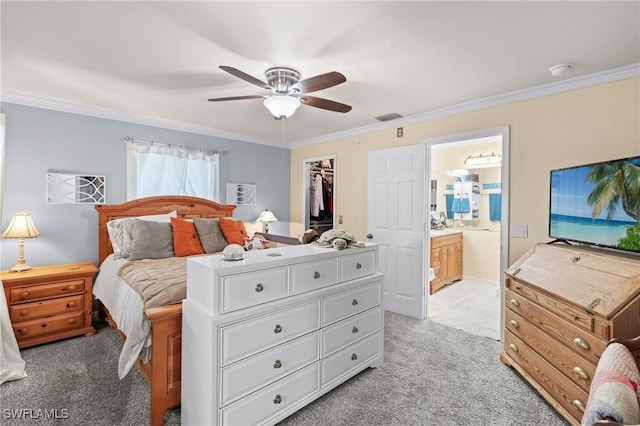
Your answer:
[464,153,502,168]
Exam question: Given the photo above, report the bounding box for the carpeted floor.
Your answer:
[2,312,569,425]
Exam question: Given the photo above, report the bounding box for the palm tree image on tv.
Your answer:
[586,160,640,250]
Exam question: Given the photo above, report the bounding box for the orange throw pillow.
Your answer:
[171,217,205,257]
[218,217,249,246]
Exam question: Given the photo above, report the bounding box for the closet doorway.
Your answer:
[303,155,336,234]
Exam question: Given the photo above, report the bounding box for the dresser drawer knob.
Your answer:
[509,320,519,329]
[570,256,581,263]
[572,399,585,413]
[17,328,27,335]
[314,271,320,279]
[273,394,282,404]
[352,299,358,306]
[351,353,358,361]
[573,337,591,351]
[67,301,77,308]
[274,324,282,334]
[20,291,29,300]
[356,262,362,270]
[508,343,518,353]
[273,359,282,369]
[68,318,76,325]
[509,299,519,308]
[19,309,28,317]
[64,285,77,292]
[514,284,522,290]
[255,283,264,292]
[352,326,359,334]
[572,366,590,381]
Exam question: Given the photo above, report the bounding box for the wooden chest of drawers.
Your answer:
[1,262,98,348]
[183,245,383,426]
[500,244,640,425]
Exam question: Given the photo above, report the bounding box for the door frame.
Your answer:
[422,125,510,341]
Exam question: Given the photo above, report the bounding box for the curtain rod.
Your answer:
[124,136,227,155]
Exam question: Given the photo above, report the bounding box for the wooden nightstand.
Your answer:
[1,262,98,348]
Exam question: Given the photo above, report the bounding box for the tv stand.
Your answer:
[546,238,573,245]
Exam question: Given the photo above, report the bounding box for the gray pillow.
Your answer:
[193,218,227,253]
[127,219,175,260]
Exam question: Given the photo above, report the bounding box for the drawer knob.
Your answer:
[69,318,76,325]
[64,285,77,292]
[352,326,359,334]
[19,309,28,317]
[509,319,519,329]
[514,284,522,290]
[572,366,590,381]
[20,291,29,300]
[274,324,282,334]
[314,271,320,279]
[352,299,358,306]
[573,337,591,351]
[17,328,27,335]
[273,359,282,369]
[273,394,282,404]
[509,299,519,308]
[351,353,358,361]
[508,343,518,353]
[255,283,264,292]
[67,301,76,308]
[572,399,585,413]
[356,262,362,270]
[570,256,581,263]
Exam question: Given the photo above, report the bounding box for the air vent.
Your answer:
[374,113,403,122]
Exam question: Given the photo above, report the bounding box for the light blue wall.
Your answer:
[0,103,291,269]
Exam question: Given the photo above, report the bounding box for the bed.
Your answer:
[94,196,235,426]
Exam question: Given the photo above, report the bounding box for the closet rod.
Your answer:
[124,136,227,155]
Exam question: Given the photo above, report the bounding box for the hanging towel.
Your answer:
[445,194,454,219]
[451,196,461,213]
[459,196,471,213]
[489,193,502,221]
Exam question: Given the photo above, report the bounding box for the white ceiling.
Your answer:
[2,1,639,147]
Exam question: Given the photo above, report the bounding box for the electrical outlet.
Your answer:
[397,127,403,138]
[511,223,528,238]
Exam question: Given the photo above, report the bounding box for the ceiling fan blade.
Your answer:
[300,95,352,113]
[208,95,264,102]
[291,71,346,94]
[219,66,273,90]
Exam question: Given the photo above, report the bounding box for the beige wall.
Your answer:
[290,78,640,265]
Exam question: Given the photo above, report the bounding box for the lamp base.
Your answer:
[9,262,33,272]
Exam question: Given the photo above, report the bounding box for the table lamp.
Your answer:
[256,209,278,234]
[2,212,40,272]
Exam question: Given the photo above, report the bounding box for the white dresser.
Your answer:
[182,244,384,426]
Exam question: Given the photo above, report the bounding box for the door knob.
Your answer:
[366,233,373,240]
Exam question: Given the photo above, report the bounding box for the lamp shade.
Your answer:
[257,209,278,223]
[263,95,301,119]
[2,212,40,239]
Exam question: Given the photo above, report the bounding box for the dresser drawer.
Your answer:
[321,307,382,357]
[339,250,375,282]
[222,267,289,313]
[504,331,587,424]
[221,301,319,366]
[10,279,85,303]
[221,331,319,406]
[322,282,381,327]
[13,311,84,341]
[221,363,319,426]
[505,309,596,393]
[290,258,338,295]
[321,331,381,387]
[506,289,606,365]
[9,295,84,322]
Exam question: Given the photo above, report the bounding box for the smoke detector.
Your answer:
[549,63,573,77]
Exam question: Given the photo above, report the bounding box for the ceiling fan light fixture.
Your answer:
[263,95,301,119]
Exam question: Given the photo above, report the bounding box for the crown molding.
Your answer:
[291,62,640,148]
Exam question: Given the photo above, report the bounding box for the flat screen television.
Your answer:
[549,155,640,254]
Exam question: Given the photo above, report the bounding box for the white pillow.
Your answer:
[243,221,263,238]
[107,211,177,258]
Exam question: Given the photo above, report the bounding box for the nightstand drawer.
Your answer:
[10,279,85,303]
[9,294,84,322]
[13,311,84,341]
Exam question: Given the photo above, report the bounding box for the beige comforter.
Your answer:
[117,257,186,309]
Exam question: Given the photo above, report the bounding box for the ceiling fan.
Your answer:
[208,66,352,119]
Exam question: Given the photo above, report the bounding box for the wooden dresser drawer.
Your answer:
[506,289,605,365]
[504,331,587,424]
[505,309,596,393]
[321,282,381,327]
[222,267,289,313]
[9,294,84,322]
[221,301,319,366]
[290,258,339,295]
[321,331,381,387]
[431,232,462,249]
[13,311,84,341]
[321,307,382,357]
[339,250,376,282]
[221,363,319,426]
[221,331,319,406]
[10,279,85,303]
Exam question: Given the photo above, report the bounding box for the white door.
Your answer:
[367,144,426,319]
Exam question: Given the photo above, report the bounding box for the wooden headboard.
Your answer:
[95,195,236,265]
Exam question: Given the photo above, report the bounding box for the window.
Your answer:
[126,139,219,201]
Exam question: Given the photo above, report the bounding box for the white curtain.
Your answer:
[126,140,219,201]
[0,112,27,384]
